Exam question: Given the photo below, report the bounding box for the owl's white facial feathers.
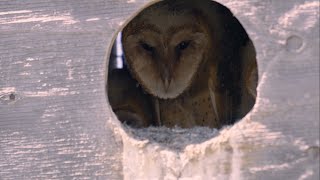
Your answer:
[122,6,211,99]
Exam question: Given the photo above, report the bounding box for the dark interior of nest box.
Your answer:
[107,0,258,130]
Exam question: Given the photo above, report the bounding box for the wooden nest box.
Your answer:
[0,0,319,179]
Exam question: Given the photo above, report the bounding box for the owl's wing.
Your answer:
[108,69,156,128]
[241,40,258,99]
[208,65,234,126]
[152,97,162,126]
[247,66,258,98]
[208,72,221,122]
[114,110,146,128]
[208,81,220,123]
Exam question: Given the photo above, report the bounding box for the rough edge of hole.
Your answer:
[103,0,260,152]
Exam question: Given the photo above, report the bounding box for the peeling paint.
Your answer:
[278,1,319,30]
[270,1,319,37]
[0,12,78,25]
[0,10,33,16]
[24,63,32,67]
[249,163,291,172]
[298,170,314,180]
[127,0,136,3]
[23,88,78,97]
[86,18,100,21]
[66,60,74,80]
[0,87,16,94]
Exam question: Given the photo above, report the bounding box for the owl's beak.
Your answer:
[164,78,171,91]
[161,67,172,91]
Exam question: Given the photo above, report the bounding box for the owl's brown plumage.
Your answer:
[121,0,257,128]
[107,69,156,128]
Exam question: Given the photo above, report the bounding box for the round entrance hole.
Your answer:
[107,0,258,134]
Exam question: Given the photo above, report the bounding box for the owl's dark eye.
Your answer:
[176,40,191,51]
[140,42,154,52]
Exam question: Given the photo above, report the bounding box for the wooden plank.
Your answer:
[0,0,319,179]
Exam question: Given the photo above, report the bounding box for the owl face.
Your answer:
[122,5,211,99]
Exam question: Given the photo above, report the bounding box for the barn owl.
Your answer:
[108,68,157,128]
[121,0,257,128]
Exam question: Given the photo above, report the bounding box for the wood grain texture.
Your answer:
[0,0,141,179]
[0,0,319,179]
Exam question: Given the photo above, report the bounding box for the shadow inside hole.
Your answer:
[107,0,258,130]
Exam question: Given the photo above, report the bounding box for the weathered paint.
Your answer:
[0,0,319,179]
